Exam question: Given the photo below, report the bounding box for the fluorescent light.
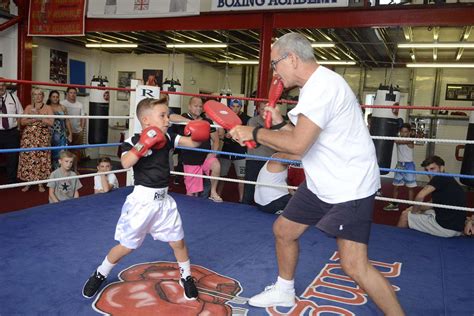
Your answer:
[311,42,335,48]
[85,43,137,48]
[406,63,474,68]
[167,43,227,48]
[319,61,357,65]
[398,42,474,49]
[217,60,259,65]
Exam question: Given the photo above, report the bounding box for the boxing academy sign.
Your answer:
[211,0,349,11]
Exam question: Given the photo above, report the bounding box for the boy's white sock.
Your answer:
[178,260,191,279]
[97,256,116,277]
[276,276,295,292]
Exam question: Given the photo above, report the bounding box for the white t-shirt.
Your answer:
[397,144,413,162]
[254,161,289,206]
[1,92,23,129]
[94,174,119,191]
[60,99,84,133]
[287,66,380,204]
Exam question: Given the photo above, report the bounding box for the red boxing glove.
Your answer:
[265,76,284,129]
[131,126,166,158]
[184,120,211,142]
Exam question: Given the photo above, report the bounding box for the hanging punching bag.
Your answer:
[163,78,182,114]
[460,109,474,187]
[370,84,401,175]
[89,76,109,144]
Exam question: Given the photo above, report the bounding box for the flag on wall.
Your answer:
[87,0,200,19]
[28,0,86,36]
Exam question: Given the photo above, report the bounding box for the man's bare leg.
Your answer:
[273,216,309,280]
[337,238,405,316]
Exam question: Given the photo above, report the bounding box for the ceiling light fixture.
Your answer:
[85,43,137,48]
[217,60,259,65]
[398,42,474,49]
[167,43,227,48]
[406,63,474,68]
[319,61,357,65]
[311,42,335,48]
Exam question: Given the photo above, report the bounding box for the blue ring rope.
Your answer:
[1,142,474,180]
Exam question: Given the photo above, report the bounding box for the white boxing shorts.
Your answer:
[115,185,184,249]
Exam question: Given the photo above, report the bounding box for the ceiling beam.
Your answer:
[273,5,474,28]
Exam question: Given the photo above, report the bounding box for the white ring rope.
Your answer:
[0,169,128,190]
[169,171,474,213]
[0,113,132,120]
[0,167,472,213]
[371,135,474,145]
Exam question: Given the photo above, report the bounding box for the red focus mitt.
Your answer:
[131,126,166,158]
[184,120,211,142]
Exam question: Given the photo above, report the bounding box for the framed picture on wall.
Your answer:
[446,84,474,101]
[117,71,136,101]
[50,49,68,84]
[142,69,163,87]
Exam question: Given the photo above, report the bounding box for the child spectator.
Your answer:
[94,157,119,194]
[47,150,82,203]
[384,123,417,211]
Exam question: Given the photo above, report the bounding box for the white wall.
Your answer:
[22,37,474,176]
[0,1,18,79]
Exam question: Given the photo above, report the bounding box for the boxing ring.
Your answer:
[0,78,473,315]
[0,188,472,315]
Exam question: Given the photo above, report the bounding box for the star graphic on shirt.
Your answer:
[61,182,70,192]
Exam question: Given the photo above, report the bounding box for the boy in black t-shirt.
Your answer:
[82,98,210,300]
[397,155,467,237]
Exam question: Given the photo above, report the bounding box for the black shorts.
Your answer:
[257,194,292,214]
[282,182,375,244]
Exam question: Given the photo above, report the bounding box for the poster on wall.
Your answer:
[28,0,86,36]
[0,0,9,13]
[142,69,163,87]
[88,0,200,19]
[50,49,68,84]
[117,71,136,101]
[446,84,474,101]
[211,0,348,11]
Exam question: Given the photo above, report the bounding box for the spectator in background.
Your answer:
[94,157,119,194]
[177,97,222,202]
[397,155,467,237]
[47,90,72,170]
[61,87,85,161]
[0,78,23,184]
[18,88,54,192]
[48,150,82,202]
[384,123,417,211]
[217,99,250,202]
[242,101,276,205]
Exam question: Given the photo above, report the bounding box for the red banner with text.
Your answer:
[28,0,86,36]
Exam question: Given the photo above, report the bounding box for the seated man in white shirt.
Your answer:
[94,157,119,194]
[254,153,301,214]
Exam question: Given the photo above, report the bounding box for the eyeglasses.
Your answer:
[271,54,288,71]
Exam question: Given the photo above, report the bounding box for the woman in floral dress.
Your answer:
[47,90,72,169]
[17,88,54,192]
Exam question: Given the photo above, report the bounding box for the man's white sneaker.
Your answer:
[248,284,296,308]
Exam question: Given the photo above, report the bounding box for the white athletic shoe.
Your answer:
[248,284,296,308]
